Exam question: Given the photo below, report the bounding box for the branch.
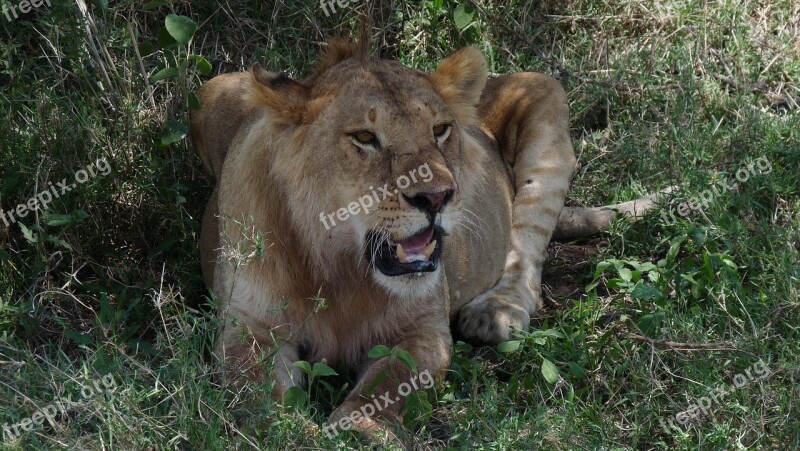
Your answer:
[624,333,738,352]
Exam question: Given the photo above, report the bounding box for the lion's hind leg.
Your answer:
[458,73,575,344]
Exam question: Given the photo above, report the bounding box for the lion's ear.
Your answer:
[430,47,488,125]
[246,64,311,125]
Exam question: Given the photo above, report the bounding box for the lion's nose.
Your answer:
[403,190,454,215]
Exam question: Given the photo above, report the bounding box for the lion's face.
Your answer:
[249,47,487,299]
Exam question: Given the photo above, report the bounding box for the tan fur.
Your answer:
[191,37,574,438]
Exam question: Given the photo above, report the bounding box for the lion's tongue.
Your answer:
[392,228,436,263]
[396,227,434,251]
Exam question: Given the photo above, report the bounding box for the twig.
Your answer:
[75,0,119,110]
[625,333,738,351]
[127,21,157,110]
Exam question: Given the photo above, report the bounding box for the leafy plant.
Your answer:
[17,209,90,251]
[453,2,480,40]
[284,361,339,411]
[367,344,419,373]
[497,328,567,385]
[584,226,745,337]
[142,13,212,146]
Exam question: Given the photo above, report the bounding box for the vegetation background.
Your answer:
[0,0,798,449]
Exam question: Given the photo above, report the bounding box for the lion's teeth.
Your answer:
[396,243,408,262]
[423,240,437,259]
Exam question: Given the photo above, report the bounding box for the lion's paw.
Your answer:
[457,291,532,345]
[326,401,404,446]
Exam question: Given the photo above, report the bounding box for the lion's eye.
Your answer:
[353,130,376,144]
[433,123,450,138]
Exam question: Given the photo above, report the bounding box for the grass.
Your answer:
[1,0,798,449]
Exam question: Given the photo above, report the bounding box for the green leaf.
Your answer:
[165,14,197,45]
[44,214,74,226]
[45,210,89,227]
[541,358,560,384]
[66,331,93,345]
[637,310,665,337]
[453,3,475,30]
[667,235,687,263]
[396,350,418,373]
[541,357,560,384]
[157,26,177,49]
[618,267,632,282]
[311,362,338,377]
[283,387,309,411]
[537,329,565,339]
[190,55,212,75]
[497,340,521,353]
[585,278,601,292]
[150,67,178,83]
[702,253,715,283]
[568,362,587,379]
[293,361,312,374]
[454,341,473,354]
[522,373,537,390]
[630,282,661,300]
[45,235,72,250]
[631,261,657,272]
[692,227,708,245]
[368,344,392,359]
[188,92,201,110]
[593,260,614,277]
[402,391,433,428]
[19,223,37,243]
[160,120,188,146]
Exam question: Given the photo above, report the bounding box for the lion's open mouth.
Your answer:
[366,226,443,276]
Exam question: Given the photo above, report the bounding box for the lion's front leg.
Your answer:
[214,270,302,401]
[325,318,452,443]
[216,317,301,401]
[458,72,576,344]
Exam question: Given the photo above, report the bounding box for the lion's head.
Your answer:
[243,38,489,300]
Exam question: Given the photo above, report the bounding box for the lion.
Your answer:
[191,31,576,439]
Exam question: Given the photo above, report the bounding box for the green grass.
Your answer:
[1,0,798,449]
